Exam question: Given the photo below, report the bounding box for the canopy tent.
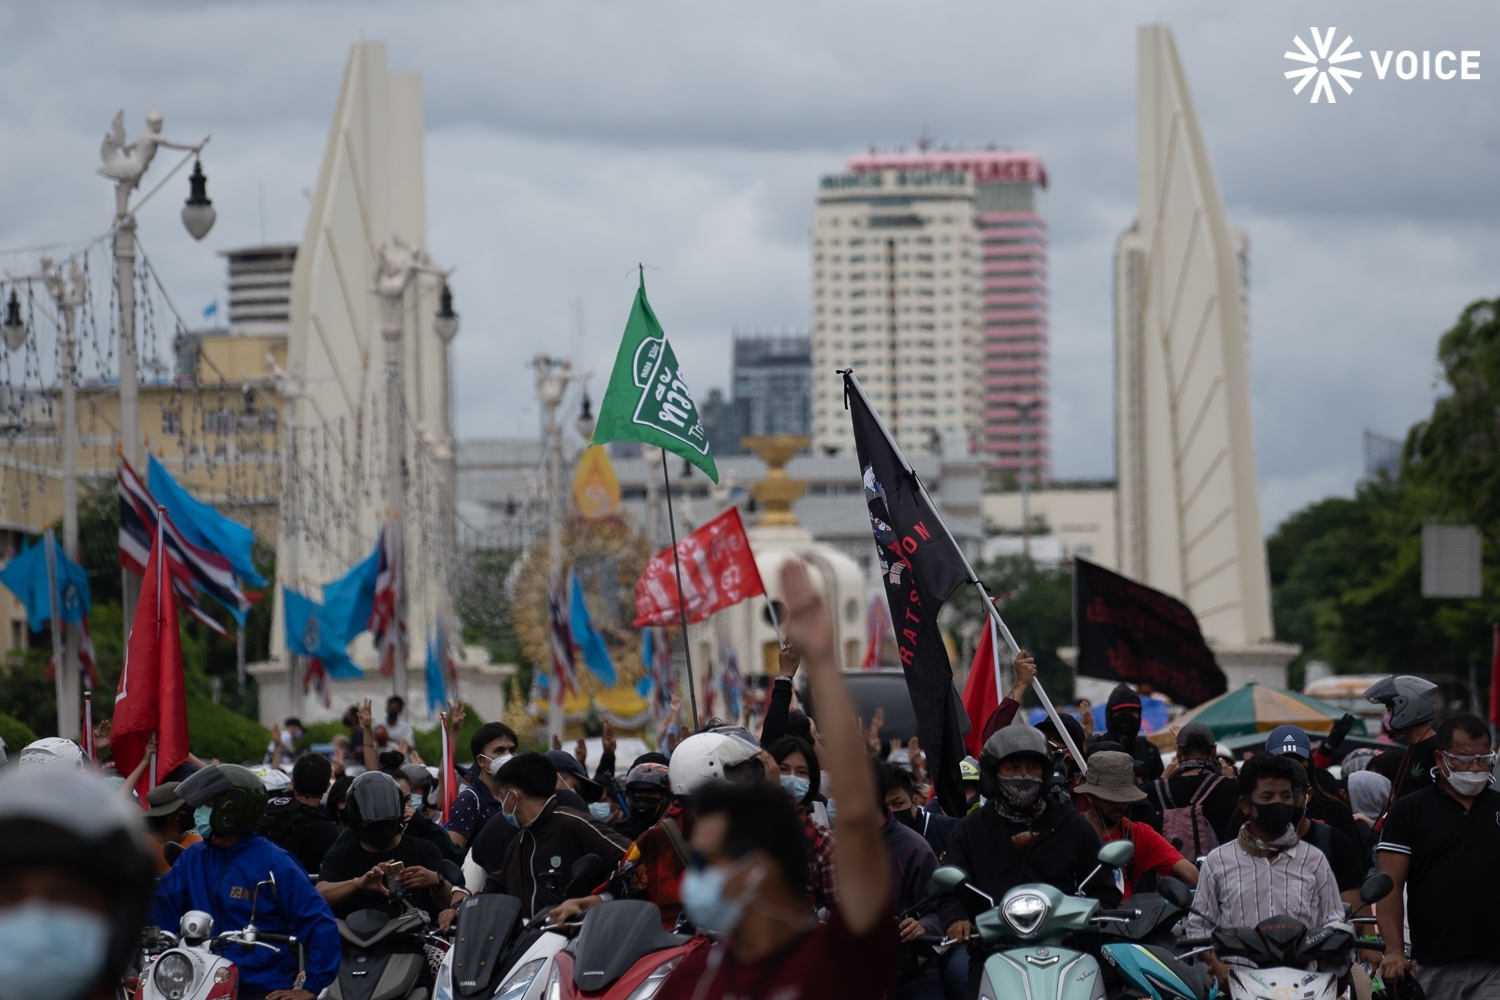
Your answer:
[1150,683,1370,750]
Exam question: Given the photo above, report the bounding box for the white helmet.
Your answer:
[18,737,86,770]
[251,765,292,793]
[668,728,764,796]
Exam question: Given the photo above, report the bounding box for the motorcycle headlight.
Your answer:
[624,955,684,1000]
[153,952,196,1000]
[1001,892,1051,936]
[494,958,547,1000]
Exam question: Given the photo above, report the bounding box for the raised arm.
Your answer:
[781,559,889,935]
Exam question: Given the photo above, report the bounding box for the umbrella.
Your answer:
[1149,683,1369,750]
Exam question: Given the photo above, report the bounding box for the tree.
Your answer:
[942,555,1074,705]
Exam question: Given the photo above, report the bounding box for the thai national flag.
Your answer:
[368,523,406,677]
[548,574,577,696]
[118,459,251,636]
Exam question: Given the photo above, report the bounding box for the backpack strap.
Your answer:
[1152,778,1176,815]
[658,817,692,870]
[1189,774,1223,807]
[1186,775,1223,859]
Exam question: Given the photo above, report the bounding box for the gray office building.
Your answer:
[732,333,812,448]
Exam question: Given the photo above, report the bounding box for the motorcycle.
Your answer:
[325,860,464,1000]
[1096,877,1217,1000]
[541,899,706,1000]
[1180,873,1393,1000]
[928,839,1137,1000]
[135,875,306,1000]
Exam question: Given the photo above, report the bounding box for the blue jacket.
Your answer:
[153,833,341,994]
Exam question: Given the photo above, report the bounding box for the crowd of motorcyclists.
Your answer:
[0,560,1494,1000]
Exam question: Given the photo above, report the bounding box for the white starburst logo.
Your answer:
[1285,28,1364,103]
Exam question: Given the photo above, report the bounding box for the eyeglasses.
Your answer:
[1441,751,1497,772]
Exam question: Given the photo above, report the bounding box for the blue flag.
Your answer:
[284,589,361,677]
[0,538,90,632]
[148,455,266,587]
[322,541,380,642]
[425,626,447,711]
[569,571,617,687]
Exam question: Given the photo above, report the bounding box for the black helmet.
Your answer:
[624,762,671,815]
[175,763,268,835]
[978,726,1052,802]
[347,771,404,828]
[0,769,156,997]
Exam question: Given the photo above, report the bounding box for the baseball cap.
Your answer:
[1176,722,1216,753]
[543,750,603,802]
[1265,724,1312,760]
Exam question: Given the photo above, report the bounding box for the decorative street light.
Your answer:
[181,160,216,241]
[1,289,25,351]
[575,388,596,442]
[433,281,459,343]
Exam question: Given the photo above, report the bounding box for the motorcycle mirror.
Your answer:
[438,859,465,888]
[1360,872,1394,905]
[163,841,185,868]
[927,866,969,899]
[568,854,608,894]
[1157,876,1191,909]
[1098,840,1136,869]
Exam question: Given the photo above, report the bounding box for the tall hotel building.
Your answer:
[810,148,1050,479]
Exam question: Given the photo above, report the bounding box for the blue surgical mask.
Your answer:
[500,792,519,828]
[681,858,761,936]
[825,799,837,826]
[410,793,424,811]
[193,805,214,839]
[0,901,110,1000]
[779,775,810,802]
[588,802,614,822]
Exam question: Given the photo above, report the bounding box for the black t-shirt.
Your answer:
[1368,736,1438,805]
[1379,785,1500,965]
[258,798,341,875]
[319,833,446,920]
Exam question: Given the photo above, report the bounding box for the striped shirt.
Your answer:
[1183,836,1344,949]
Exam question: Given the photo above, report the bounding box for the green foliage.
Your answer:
[942,555,1075,704]
[0,713,37,752]
[1268,296,1500,692]
[455,550,527,667]
[187,695,270,764]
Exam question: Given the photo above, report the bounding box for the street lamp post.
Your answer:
[96,108,213,635]
[44,255,85,739]
[372,241,451,702]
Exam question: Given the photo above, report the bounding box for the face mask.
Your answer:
[501,792,520,828]
[895,808,922,831]
[194,805,214,839]
[361,819,402,847]
[779,775,810,802]
[681,858,761,936]
[997,774,1043,809]
[1112,714,1141,741]
[484,753,514,777]
[1446,769,1492,797]
[410,793,424,811]
[825,799,837,826]
[387,711,400,724]
[0,901,110,1000]
[1250,802,1294,839]
[588,802,614,822]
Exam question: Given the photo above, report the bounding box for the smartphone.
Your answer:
[384,861,405,893]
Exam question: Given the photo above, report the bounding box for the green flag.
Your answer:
[592,273,719,483]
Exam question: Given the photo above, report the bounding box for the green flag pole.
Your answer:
[660,456,700,729]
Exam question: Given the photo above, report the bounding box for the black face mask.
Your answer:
[1250,802,1294,838]
[1112,714,1141,741]
[361,818,403,848]
[386,711,400,725]
[895,808,923,832]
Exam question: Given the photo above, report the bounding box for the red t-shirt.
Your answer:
[1102,817,1184,899]
[655,902,898,1000]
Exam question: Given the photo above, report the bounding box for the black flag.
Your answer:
[844,372,974,818]
[1073,558,1226,707]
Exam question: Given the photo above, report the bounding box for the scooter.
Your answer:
[1181,873,1392,1000]
[325,861,463,1000]
[135,875,305,1000]
[543,899,706,1000]
[1095,877,1216,1000]
[928,840,1137,1000]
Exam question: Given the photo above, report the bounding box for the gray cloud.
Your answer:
[0,0,1495,532]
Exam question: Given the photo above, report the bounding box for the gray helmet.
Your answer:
[1364,675,1437,730]
[347,771,404,828]
[978,725,1052,802]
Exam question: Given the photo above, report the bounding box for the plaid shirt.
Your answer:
[609,803,694,929]
[802,807,838,913]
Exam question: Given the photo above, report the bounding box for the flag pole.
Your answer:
[989,606,1003,704]
[83,690,95,767]
[840,370,1087,774]
[43,529,68,740]
[661,457,700,728]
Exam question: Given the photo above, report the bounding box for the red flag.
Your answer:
[112,508,190,802]
[633,507,765,627]
[961,618,999,757]
[439,712,459,824]
[1489,624,1500,730]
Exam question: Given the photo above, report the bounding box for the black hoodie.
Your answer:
[1105,683,1164,782]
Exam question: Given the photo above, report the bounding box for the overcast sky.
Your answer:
[1,1,1496,532]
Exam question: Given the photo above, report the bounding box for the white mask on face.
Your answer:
[1446,768,1492,797]
[484,753,514,777]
